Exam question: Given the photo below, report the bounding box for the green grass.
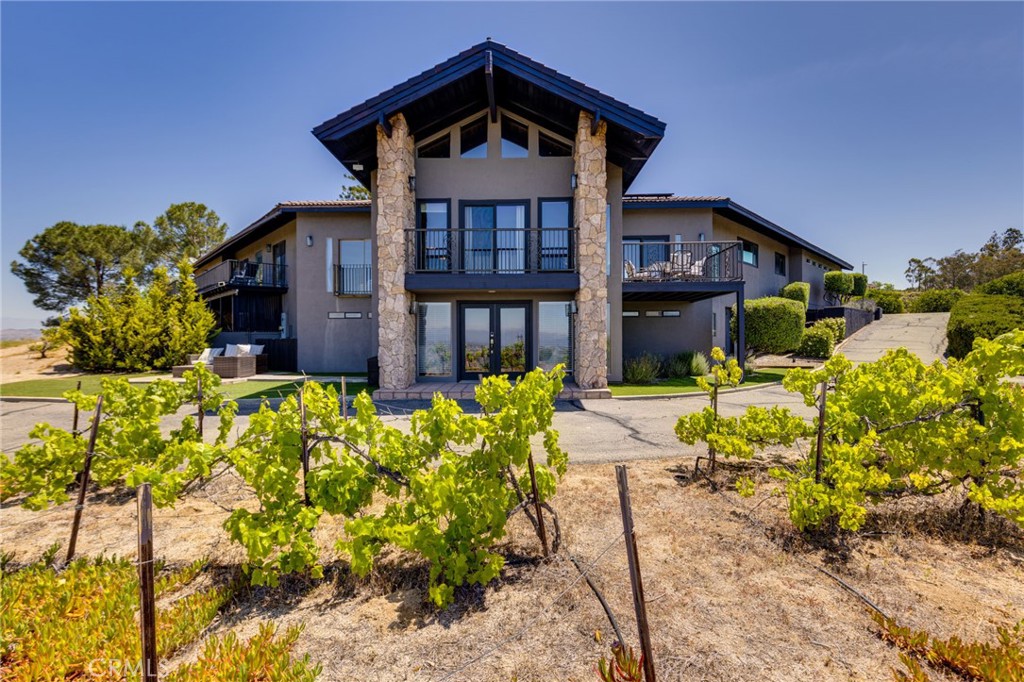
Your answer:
[219,380,369,400]
[0,373,156,397]
[609,368,788,397]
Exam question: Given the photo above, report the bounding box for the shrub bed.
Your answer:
[909,288,965,313]
[815,317,846,343]
[732,297,806,354]
[623,352,662,384]
[977,270,1024,299]
[947,293,1024,358]
[780,282,810,310]
[797,325,835,358]
[867,288,905,314]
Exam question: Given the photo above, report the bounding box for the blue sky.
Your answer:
[2,1,1022,327]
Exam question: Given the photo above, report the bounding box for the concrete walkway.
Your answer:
[837,312,949,364]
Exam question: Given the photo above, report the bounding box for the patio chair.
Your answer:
[171,347,223,378]
[669,250,692,277]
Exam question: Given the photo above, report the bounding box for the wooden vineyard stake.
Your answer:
[299,383,310,506]
[341,375,349,419]
[814,381,827,484]
[65,395,103,565]
[72,380,82,435]
[615,465,657,682]
[196,371,204,440]
[137,483,158,682]
[526,452,549,557]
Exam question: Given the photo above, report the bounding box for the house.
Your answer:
[193,41,852,397]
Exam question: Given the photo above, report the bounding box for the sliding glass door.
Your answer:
[461,202,527,273]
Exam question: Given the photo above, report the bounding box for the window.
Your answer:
[460,116,487,158]
[740,239,759,267]
[417,201,450,271]
[538,302,572,372]
[462,202,527,273]
[501,115,528,158]
[775,252,786,276]
[539,131,572,157]
[418,133,450,158]
[623,235,669,272]
[338,239,372,294]
[417,302,452,377]
[539,199,572,271]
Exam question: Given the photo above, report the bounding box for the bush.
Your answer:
[731,297,806,354]
[947,293,1024,358]
[815,317,846,343]
[909,288,965,313]
[824,271,854,304]
[690,351,710,376]
[868,287,905,314]
[797,325,834,358]
[666,351,695,379]
[977,270,1024,299]
[851,272,868,297]
[624,352,663,384]
[780,282,810,310]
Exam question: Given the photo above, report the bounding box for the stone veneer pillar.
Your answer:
[376,113,417,390]
[573,111,609,389]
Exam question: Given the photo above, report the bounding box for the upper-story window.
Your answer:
[539,199,572,271]
[740,238,759,267]
[501,115,529,158]
[460,116,488,158]
[417,201,451,271]
[774,252,786,276]
[418,133,450,158]
[338,239,372,295]
[539,131,572,157]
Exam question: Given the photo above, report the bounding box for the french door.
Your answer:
[458,302,530,380]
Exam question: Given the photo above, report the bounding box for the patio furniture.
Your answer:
[212,354,256,379]
[171,348,223,378]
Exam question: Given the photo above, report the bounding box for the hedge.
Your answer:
[780,282,810,310]
[908,288,965,313]
[851,273,868,297]
[816,317,846,343]
[946,293,1024,359]
[824,271,854,300]
[977,271,1024,299]
[797,325,834,359]
[868,288,905,314]
[731,296,806,354]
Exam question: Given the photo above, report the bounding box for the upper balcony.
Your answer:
[403,227,580,291]
[195,260,288,296]
[622,240,744,301]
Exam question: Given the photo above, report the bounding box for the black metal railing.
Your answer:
[195,260,288,294]
[334,264,372,295]
[622,240,743,283]
[406,228,576,274]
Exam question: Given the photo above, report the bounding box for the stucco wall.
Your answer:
[621,207,714,242]
[621,300,714,361]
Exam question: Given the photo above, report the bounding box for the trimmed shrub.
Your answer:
[731,296,806,354]
[797,325,834,359]
[868,288,905,314]
[824,271,854,303]
[690,351,710,376]
[816,317,846,343]
[909,288,965,313]
[666,351,695,379]
[977,270,1024,299]
[623,353,662,384]
[851,273,868,297]
[780,282,810,310]
[946,293,1024,358]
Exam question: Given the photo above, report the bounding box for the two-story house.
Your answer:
[194,41,851,398]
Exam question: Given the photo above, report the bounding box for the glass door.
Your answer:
[459,302,530,380]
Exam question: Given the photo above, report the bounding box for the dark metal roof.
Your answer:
[622,195,853,270]
[312,41,666,191]
[194,201,370,268]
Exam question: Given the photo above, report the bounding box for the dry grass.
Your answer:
[2,457,1021,682]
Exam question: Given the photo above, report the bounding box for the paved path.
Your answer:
[837,312,949,364]
[0,314,952,465]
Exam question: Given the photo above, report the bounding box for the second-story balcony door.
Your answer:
[462,202,527,274]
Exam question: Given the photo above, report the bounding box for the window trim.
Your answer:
[459,115,488,158]
[458,199,531,272]
[538,197,574,273]
[774,251,786,276]
[740,238,759,268]
[500,113,529,158]
[623,234,670,269]
[538,130,573,157]
[417,132,451,159]
[415,198,453,272]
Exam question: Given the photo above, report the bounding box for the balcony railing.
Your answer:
[405,228,577,274]
[622,240,743,283]
[195,260,288,294]
[335,264,372,296]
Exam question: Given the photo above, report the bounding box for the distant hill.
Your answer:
[0,329,42,341]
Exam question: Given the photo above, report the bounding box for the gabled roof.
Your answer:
[312,41,666,191]
[623,195,853,270]
[194,200,370,268]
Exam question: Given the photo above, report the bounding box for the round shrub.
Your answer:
[731,296,806,354]
[868,288,905,314]
[977,271,1024,299]
[797,325,834,359]
[946,293,1024,358]
[824,271,854,303]
[909,288,965,313]
[851,273,868,297]
[623,352,662,384]
[689,351,710,376]
[780,282,810,310]
[816,317,846,343]
[666,351,695,379]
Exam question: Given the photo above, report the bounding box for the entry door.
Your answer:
[459,303,530,380]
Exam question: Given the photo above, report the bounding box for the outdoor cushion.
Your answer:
[224,344,239,357]
[197,348,214,363]
[210,348,224,358]
[236,344,252,356]
[249,344,264,355]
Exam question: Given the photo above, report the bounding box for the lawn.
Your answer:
[609,367,788,397]
[219,379,369,400]
[0,374,368,400]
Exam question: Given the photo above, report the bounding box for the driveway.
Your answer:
[837,312,949,364]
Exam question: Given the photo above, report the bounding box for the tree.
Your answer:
[904,258,935,290]
[905,228,1023,291]
[338,174,371,201]
[141,202,228,269]
[10,222,145,312]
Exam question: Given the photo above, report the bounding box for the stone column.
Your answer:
[573,111,609,389]
[375,113,417,390]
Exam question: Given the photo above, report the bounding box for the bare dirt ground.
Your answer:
[0,341,77,384]
[2,454,1020,682]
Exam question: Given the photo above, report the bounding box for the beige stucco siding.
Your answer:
[620,301,715,361]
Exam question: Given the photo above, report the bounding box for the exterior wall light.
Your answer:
[266,244,272,253]
[306,235,314,247]
[408,175,416,192]
[570,173,578,190]
[409,300,417,315]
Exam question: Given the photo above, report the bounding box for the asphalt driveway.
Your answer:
[837,312,949,365]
